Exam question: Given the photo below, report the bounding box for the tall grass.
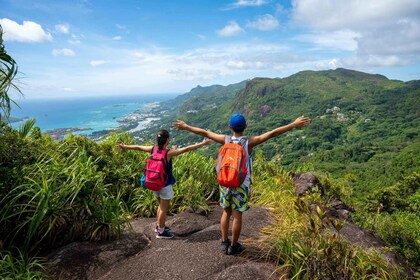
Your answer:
[0,250,48,279]
[248,151,406,279]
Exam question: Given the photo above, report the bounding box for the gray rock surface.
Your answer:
[289,172,324,196]
[46,207,278,280]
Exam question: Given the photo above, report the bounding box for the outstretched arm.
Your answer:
[116,143,153,153]
[249,116,311,149]
[168,138,214,158]
[172,120,226,144]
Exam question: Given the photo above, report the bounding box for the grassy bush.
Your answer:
[0,250,48,280]
[248,153,407,279]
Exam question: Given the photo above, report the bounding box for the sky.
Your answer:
[1,0,420,100]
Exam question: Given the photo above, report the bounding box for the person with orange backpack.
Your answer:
[117,129,213,239]
[173,114,310,254]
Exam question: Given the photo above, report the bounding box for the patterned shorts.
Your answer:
[219,184,250,212]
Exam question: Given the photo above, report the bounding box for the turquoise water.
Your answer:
[10,94,175,134]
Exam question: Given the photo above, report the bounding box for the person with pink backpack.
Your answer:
[117,129,213,238]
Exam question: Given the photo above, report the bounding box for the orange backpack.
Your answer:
[216,136,248,188]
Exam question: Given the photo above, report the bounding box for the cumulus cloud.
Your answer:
[315,59,343,70]
[55,23,70,34]
[292,0,420,30]
[0,18,52,42]
[247,14,279,31]
[217,21,244,37]
[52,48,76,56]
[291,0,420,68]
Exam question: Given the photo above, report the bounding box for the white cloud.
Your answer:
[55,23,70,34]
[247,14,279,31]
[291,0,420,68]
[296,30,361,51]
[315,59,343,70]
[29,43,301,97]
[231,0,267,8]
[0,18,52,42]
[226,60,248,69]
[113,36,122,40]
[342,55,405,68]
[90,60,109,67]
[217,21,244,37]
[52,48,76,56]
[292,0,420,30]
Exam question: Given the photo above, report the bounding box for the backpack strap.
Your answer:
[151,146,169,165]
[227,136,247,147]
[237,136,248,147]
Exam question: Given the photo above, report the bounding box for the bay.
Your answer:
[10,94,176,135]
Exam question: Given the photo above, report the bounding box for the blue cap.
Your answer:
[229,113,247,131]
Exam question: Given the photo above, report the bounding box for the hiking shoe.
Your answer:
[220,239,230,254]
[227,242,244,255]
[154,225,170,233]
[156,230,175,239]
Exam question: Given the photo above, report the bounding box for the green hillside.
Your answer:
[142,69,420,269]
[153,69,419,196]
[159,81,246,114]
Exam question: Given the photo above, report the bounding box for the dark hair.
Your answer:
[156,129,170,150]
[231,126,245,133]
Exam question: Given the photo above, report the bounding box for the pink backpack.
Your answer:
[144,147,169,191]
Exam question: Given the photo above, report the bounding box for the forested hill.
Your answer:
[159,80,246,114]
[147,68,419,196]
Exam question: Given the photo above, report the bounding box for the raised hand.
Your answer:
[293,116,311,128]
[172,120,188,130]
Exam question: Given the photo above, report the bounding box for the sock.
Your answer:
[158,227,165,234]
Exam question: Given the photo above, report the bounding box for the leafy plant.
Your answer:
[0,250,48,280]
[0,24,22,120]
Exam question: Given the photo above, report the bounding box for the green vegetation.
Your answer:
[246,151,406,279]
[0,25,22,121]
[141,68,419,273]
[1,125,411,278]
[0,28,417,277]
[0,123,217,278]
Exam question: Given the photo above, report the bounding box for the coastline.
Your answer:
[41,101,162,141]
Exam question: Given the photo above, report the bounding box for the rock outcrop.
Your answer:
[46,207,279,280]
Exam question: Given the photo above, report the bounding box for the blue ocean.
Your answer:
[10,94,176,134]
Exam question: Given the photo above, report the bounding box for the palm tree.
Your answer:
[0,24,22,122]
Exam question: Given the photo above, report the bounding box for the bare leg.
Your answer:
[221,208,232,241]
[231,210,243,246]
[157,198,161,222]
[158,199,170,228]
